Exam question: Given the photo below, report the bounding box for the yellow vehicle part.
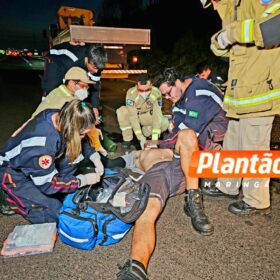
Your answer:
[57,6,94,31]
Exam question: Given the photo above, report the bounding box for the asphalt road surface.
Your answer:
[0,70,279,280]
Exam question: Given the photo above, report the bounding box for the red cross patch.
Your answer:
[38,155,52,169]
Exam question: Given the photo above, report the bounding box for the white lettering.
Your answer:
[272,158,280,174]
[221,158,234,174]
[197,153,213,174]
[249,155,259,174]
[235,157,249,174]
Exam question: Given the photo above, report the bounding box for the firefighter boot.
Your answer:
[184,189,214,236]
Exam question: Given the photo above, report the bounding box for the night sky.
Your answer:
[0,0,103,50]
[0,0,220,51]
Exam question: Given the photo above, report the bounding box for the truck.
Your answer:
[48,6,151,78]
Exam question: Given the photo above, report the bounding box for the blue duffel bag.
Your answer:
[58,169,150,250]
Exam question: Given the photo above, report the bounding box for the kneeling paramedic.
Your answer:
[0,100,104,224]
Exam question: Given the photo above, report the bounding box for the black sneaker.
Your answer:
[228,200,271,216]
[117,259,148,280]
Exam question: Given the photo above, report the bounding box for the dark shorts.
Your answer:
[139,158,185,209]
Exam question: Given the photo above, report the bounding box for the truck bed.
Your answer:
[51,25,151,46]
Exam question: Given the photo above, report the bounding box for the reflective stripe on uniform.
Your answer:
[0,137,46,165]
[88,72,100,82]
[152,134,159,141]
[30,169,58,186]
[195,89,223,107]
[135,129,143,136]
[149,94,156,101]
[241,19,254,43]
[173,107,187,114]
[50,49,78,62]
[72,154,84,164]
[59,85,73,97]
[262,3,280,17]
[224,88,280,107]
[120,126,132,131]
[178,122,189,130]
[152,128,161,135]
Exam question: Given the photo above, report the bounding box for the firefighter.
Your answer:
[116,74,169,149]
[42,42,108,124]
[155,68,229,151]
[198,0,280,215]
[0,100,103,223]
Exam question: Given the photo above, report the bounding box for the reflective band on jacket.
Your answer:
[195,89,223,107]
[224,88,280,107]
[59,85,73,97]
[31,169,58,186]
[262,3,280,17]
[0,137,46,165]
[241,19,254,43]
[173,107,187,114]
[71,154,84,164]
[178,122,189,130]
[88,72,100,82]
[50,49,78,62]
[152,128,161,134]
[135,129,143,135]
[149,94,156,101]
[120,126,132,131]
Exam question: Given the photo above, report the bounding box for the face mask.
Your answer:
[74,88,89,100]
[140,92,150,100]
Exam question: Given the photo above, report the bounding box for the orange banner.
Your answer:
[189,151,280,178]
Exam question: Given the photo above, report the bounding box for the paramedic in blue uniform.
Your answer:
[156,67,228,151]
[0,100,104,224]
[42,42,108,123]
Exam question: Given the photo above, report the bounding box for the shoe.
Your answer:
[228,200,271,216]
[184,189,214,236]
[117,259,148,280]
[0,204,16,216]
[0,188,16,216]
[201,186,239,199]
[122,141,132,149]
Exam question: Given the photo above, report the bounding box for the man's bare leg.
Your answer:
[130,197,161,268]
[174,129,199,190]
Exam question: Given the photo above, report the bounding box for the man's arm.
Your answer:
[213,3,280,49]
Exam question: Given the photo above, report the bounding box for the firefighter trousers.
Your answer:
[217,116,274,209]
[117,106,168,141]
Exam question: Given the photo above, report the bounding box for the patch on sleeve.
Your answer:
[126,99,134,106]
[188,110,199,119]
[38,155,52,169]
[146,100,153,107]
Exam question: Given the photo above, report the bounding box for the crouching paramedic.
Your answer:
[116,74,169,149]
[0,100,103,224]
[116,129,214,280]
[155,67,228,151]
